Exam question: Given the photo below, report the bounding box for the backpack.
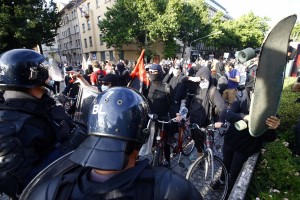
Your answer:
[208,86,219,123]
[217,75,228,94]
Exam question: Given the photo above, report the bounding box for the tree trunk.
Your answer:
[38,43,43,55]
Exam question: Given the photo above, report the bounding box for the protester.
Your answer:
[213,76,280,195]
[90,60,106,86]
[186,67,227,158]
[146,64,174,167]
[222,62,240,108]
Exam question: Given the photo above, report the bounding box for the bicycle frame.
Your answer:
[190,124,223,181]
[153,117,194,167]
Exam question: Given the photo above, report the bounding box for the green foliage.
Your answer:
[246,77,300,199]
[211,11,269,51]
[163,38,179,59]
[98,0,211,58]
[0,0,60,53]
[176,0,211,44]
[98,0,141,49]
[98,1,278,58]
[291,22,300,42]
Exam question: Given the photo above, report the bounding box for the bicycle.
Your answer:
[151,113,195,168]
[185,123,228,200]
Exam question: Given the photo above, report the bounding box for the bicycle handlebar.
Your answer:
[189,122,228,133]
[147,113,179,124]
[157,118,177,124]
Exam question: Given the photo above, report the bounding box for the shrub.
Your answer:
[246,77,300,199]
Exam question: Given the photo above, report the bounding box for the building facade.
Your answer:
[55,0,231,64]
[56,0,83,66]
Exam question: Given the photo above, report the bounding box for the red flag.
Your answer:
[130,49,149,85]
[128,49,149,92]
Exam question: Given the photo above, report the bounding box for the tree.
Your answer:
[99,0,211,59]
[291,22,300,42]
[226,12,269,51]
[175,0,211,57]
[0,0,60,54]
[210,11,269,54]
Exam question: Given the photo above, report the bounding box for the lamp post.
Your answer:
[189,31,222,61]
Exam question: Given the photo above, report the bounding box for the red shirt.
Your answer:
[90,69,106,85]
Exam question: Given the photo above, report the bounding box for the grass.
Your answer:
[246,77,300,200]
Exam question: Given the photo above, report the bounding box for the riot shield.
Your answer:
[19,151,79,200]
[73,86,99,127]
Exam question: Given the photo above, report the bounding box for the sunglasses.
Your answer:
[148,70,158,74]
[174,67,180,70]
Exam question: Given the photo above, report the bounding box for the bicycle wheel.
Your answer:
[186,154,228,200]
[152,145,164,167]
[182,129,195,156]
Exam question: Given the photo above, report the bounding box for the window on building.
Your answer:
[85,53,89,60]
[82,23,85,32]
[76,25,79,33]
[87,3,90,10]
[96,0,100,7]
[78,39,81,47]
[84,39,87,48]
[92,52,97,60]
[74,26,76,33]
[118,50,124,60]
[109,51,114,61]
[99,34,103,45]
[97,16,101,22]
[68,28,71,35]
[87,20,91,30]
[101,51,105,61]
[89,36,93,47]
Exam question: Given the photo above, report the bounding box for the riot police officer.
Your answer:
[0,49,76,198]
[23,87,202,200]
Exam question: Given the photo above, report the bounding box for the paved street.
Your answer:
[170,131,226,200]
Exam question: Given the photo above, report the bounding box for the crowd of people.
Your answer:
[0,48,282,200]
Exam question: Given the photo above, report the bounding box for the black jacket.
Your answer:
[147,82,173,119]
[225,89,277,156]
[27,159,202,200]
[163,74,186,117]
[0,91,72,198]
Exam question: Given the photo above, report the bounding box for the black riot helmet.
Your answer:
[69,87,150,170]
[0,49,48,90]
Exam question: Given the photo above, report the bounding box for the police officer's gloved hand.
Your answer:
[67,125,87,149]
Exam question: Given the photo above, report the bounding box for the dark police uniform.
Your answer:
[21,87,202,200]
[0,49,80,198]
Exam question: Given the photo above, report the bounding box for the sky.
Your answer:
[55,0,300,27]
[217,0,300,27]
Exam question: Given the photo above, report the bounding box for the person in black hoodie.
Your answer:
[115,62,130,86]
[212,76,281,194]
[186,67,227,156]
